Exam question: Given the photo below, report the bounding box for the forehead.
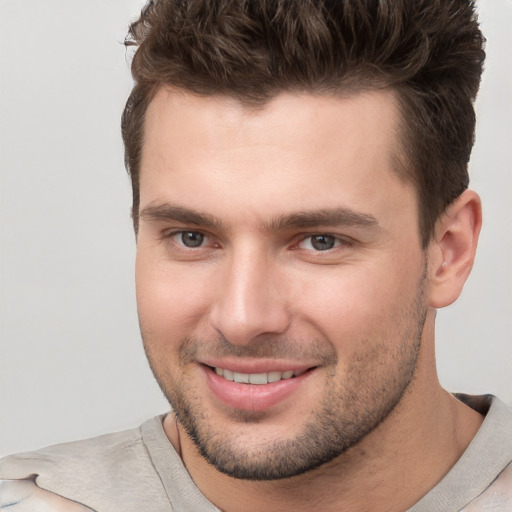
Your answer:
[142,87,401,157]
[139,88,415,229]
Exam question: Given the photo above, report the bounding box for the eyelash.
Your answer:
[167,230,215,249]
[165,230,354,253]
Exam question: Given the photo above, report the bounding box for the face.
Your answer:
[136,88,429,480]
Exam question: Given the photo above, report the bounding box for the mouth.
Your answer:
[202,363,316,412]
[209,366,308,385]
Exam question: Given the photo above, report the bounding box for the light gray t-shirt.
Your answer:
[0,395,511,511]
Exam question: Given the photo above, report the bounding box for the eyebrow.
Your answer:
[139,203,380,232]
[139,204,224,228]
[267,208,380,231]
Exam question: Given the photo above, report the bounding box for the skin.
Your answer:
[135,88,483,511]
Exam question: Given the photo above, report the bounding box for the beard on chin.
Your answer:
[141,269,428,481]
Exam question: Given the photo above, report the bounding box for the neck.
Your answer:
[167,388,481,512]
[163,327,483,511]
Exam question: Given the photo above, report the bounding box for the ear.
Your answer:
[428,190,482,308]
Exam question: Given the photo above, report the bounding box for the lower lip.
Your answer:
[203,366,312,412]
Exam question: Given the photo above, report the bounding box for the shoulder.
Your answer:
[459,396,512,511]
[0,423,144,479]
[0,416,173,511]
[460,461,512,511]
[409,395,512,512]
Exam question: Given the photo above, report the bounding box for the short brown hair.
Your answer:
[122,0,485,247]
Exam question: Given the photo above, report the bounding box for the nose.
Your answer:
[209,248,291,345]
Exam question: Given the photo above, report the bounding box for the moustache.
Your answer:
[178,334,338,366]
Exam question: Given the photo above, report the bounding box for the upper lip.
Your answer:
[200,359,316,374]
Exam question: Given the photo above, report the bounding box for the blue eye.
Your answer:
[310,235,336,251]
[299,234,339,251]
[178,231,205,248]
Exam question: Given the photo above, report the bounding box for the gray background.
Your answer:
[1,0,511,457]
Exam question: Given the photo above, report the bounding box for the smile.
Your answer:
[204,364,315,411]
[213,367,307,385]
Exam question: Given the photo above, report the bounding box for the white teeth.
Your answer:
[267,371,282,383]
[233,372,249,384]
[214,368,303,384]
[248,373,268,385]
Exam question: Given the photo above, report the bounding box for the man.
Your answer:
[1,0,511,510]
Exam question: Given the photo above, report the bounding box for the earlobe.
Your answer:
[428,190,482,308]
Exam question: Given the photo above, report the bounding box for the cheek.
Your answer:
[135,254,214,340]
[292,258,423,348]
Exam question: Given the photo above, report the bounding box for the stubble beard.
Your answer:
[142,269,428,481]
